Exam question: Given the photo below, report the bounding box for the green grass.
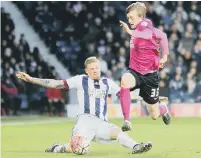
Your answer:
[2,117,201,158]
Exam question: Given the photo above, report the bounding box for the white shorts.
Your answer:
[71,114,119,144]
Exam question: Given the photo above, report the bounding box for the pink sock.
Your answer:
[159,104,167,116]
[120,88,131,120]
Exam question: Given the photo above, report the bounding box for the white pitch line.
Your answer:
[1,119,75,126]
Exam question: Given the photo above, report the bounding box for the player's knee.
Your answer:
[121,73,133,88]
[150,112,159,120]
[147,102,160,120]
[151,115,158,120]
[109,126,121,140]
[121,76,129,88]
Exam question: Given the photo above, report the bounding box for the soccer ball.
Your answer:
[70,135,90,155]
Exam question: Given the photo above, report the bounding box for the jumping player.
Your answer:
[119,2,171,131]
[16,57,152,155]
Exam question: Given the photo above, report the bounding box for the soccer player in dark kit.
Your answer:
[119,2,171,131]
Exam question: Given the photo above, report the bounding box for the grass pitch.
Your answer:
[2,116,201,158]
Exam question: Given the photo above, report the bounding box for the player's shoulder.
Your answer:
[71,74,87,80]
[78,74,87,78]
[100,77,116,85]
[137,18,153,31]
[100,77,111,82]
[99,77,110,84]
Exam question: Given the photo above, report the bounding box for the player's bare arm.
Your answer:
[16,72,65,89]
[159,55,168,68]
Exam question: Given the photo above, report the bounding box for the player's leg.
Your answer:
[145,97,171,124]
[120,70,139,131]
[45,114,96,154]
[69,115,97,154]
[94,121,152,154]
[145,96,169,118]
[140,72,171,124]
[45,128,94,154]
[112,126,152,154]
[120,72,136,120]
[45,142,71,153]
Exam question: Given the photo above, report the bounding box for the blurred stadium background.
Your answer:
[1,1,201,118]
[1,1,201,158]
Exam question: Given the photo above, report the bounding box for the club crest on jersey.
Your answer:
[141,21,148,26]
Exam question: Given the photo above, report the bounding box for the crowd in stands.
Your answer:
[1,7,67,116]
[1,2,201,115]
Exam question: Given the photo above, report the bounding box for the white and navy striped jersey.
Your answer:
[65,75,120,121]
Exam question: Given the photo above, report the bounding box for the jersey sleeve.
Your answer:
[64,75,82,89]
[155,28,169,56]
[107,79,120,95]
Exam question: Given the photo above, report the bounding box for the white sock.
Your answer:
[117,132,137,149]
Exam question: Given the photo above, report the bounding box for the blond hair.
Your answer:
[126,2,147,18]
[84,56,98,68]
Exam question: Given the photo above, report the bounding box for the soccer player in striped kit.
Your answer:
[16,57,152,155]
[119,2,171,132]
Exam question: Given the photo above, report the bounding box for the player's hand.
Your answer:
[159,56,168,68]
[16,71,32,82]
[119,20,132,35]
[122,120,132,132]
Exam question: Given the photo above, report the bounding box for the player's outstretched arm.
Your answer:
[119,20,132,35]
[16,71,65,89]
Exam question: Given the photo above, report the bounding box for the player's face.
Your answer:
[85,62,101,80]
[127,10,140,29]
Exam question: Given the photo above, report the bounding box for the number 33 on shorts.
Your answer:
[150,88,159,98]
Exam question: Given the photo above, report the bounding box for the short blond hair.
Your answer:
[126,2,147,18]
[84,56,98,68]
